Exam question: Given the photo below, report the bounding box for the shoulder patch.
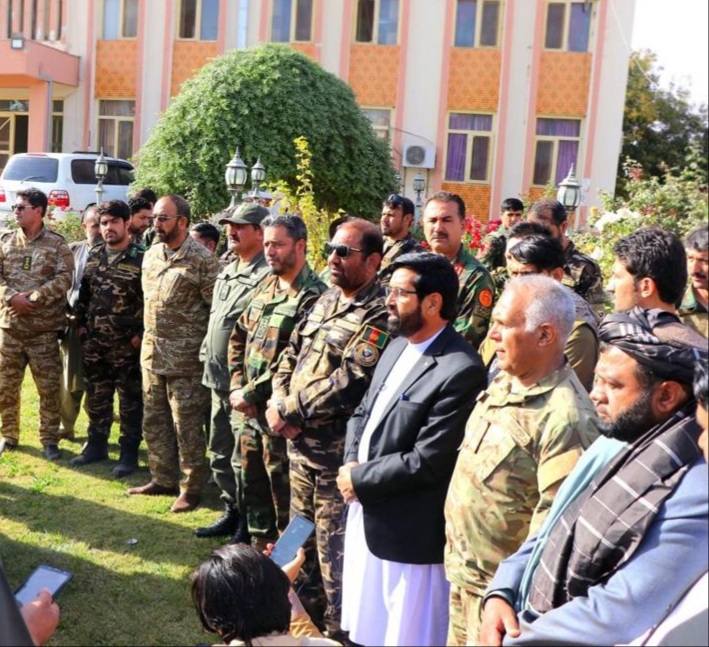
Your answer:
[361,325,389,349]
[478,288,494,309]
[354,342,380,367]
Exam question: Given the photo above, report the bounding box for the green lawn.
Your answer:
[1,375,225,646]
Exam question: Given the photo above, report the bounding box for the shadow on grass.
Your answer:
[0,533,217,646]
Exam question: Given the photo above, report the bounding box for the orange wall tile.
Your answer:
[447,49,501,112]
[348,44,400,106]
[291,42,317,60]
[442,182,492,222]
[171,41,220,97]
[536,51,592,116]
[95,40,138,98]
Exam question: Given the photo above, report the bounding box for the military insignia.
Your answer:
[354,342,379,367]
[478,288,493,309]
[361,326,389,349]
[22,255,32,270]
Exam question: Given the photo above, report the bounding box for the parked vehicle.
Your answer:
[0,152,134,225]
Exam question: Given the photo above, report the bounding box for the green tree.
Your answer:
[133,45,396,218]
[618,50,708,195]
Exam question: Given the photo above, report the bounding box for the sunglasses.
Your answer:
[386,194,405,207]
[325,242,366,259]
[13,204,34,212]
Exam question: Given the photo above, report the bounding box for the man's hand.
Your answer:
[263,544,306,584]
[479,596,520,647]
[337,461,359,504]
[265,400,286,434]
[230,390,258,418]
[20,588,60,646]
[8,293,37,317]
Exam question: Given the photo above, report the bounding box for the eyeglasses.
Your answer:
[386,286,418,299]
[154,215,179,223]
[13,204,34,212]
[325,242,366,259]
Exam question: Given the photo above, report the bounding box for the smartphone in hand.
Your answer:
[269,515,315,567]
[15,564,72,606]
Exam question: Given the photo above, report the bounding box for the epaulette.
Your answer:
[0,229,14,241]
[45,228,67,241]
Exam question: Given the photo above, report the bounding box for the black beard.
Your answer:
[387,306,424,337]
[598,390,659,443]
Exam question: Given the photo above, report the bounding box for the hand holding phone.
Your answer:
[15,564,72,606]
[269,515,315,568]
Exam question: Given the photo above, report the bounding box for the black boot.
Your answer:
[229,515,251,545]
[112,441,139,478]
[70,434,108,467]
[194,504,240,538]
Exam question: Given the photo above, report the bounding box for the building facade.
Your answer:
[0,0,636,221]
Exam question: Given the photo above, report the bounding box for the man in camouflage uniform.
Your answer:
[444,275,600,645]
[70,200,144,477]
[59,204,102,441]
[527,198,606,316]
[128,194,220,513]
[423,191,495,349]
[679,225,708,337]
[127,197,153,248]
[267,219,389,638]
[0,188,74,459]
[229,215,327,547]
[477,197,524,295]
[194,203,270,540]
[378,193,423,285]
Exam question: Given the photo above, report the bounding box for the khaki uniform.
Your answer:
[678,286,708,338]
[271,278,389,635]
[562,241,606,317]
[141,235,220,494]
[201,252,270,506]
[444,366,600,645]
[379,235,424,285]
[451,246,495,350]
[229,264,327,541]
[0,227,74,445]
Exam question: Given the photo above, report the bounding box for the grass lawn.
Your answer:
[0,375,227,646]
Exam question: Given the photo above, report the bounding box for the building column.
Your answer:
[28,81,51,151]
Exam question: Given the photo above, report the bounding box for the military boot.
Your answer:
[194,503,240,538]
[112,440,139,478]
[70,434,108,467]
[229,514,251,545]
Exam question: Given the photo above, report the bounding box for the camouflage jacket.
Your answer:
[678,285,708,338]
[478,227,509,272]
[562,240,606,316]
[444,364,599,593]
[379,235,425,285]
[75,242,144,346]
[141,235,220,376]
[0,226,74,333]
[229,263,327,408]
[451,245,496,350]
[201,252,270,392]
[271,278,389,469]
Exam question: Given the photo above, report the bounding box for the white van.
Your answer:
[0,152,135,224]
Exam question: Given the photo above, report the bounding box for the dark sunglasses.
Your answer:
[325,242,366,259]
[386,194,405,207]
[13,204,34,212]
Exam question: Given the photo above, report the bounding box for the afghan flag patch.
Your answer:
[361,326,389,349]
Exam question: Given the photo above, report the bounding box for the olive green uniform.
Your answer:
[678,285,708,338]
[379,235,424,285]
[444,365,600,645]
[451,245,495,350]
[562,240,606,317]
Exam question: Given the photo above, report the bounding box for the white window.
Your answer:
[532,118,581,186]
[102,0,138,39]
[178,0,219,41]
[544,2,592,52]
[445,113,494,183]
[362,108,392,142]
[272,0,314,42]
[454,0,500,48]
[98,100,135,160]
[355,0,399,45]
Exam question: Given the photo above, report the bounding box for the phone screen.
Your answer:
[269,515,316,567]
[15,565,73,606]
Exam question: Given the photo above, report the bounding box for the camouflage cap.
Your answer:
[219,202,270,226]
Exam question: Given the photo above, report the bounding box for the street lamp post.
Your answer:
[249,157,266,203]
[225,147,248,209]
[413,173,426,224]
[94,148,108,204]
[557,164,582,214]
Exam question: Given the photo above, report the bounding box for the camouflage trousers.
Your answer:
[289,456,347,636]
[0,329,61,445]
[207,389,238,504]
[83,339,142,449]
[59,324,85,435]
[234,415,290,542]
[142,370,209,494]
[447,583,484,646]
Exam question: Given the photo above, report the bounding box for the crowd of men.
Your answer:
[0,184,707,646]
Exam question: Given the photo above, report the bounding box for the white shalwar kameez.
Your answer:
[340,331,450,647]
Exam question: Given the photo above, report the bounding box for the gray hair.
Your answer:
[505,275,575,344]
[262,214,307,243]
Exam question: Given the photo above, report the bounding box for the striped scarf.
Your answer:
[527,407,701,613]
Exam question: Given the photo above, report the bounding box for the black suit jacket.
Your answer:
[344,323,485,565]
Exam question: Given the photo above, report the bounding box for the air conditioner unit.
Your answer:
[403,144,436,169]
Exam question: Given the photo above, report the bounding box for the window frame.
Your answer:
[361,107,393,143]
[444,111,495,184]
[453,0,501,49]
[97,99,136,161]
[353,0,400,45]
[176,0,219,42]
[543,1,593,52]
[531,116,582,187]
[102,0,138,40]
[271,0,315,43]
